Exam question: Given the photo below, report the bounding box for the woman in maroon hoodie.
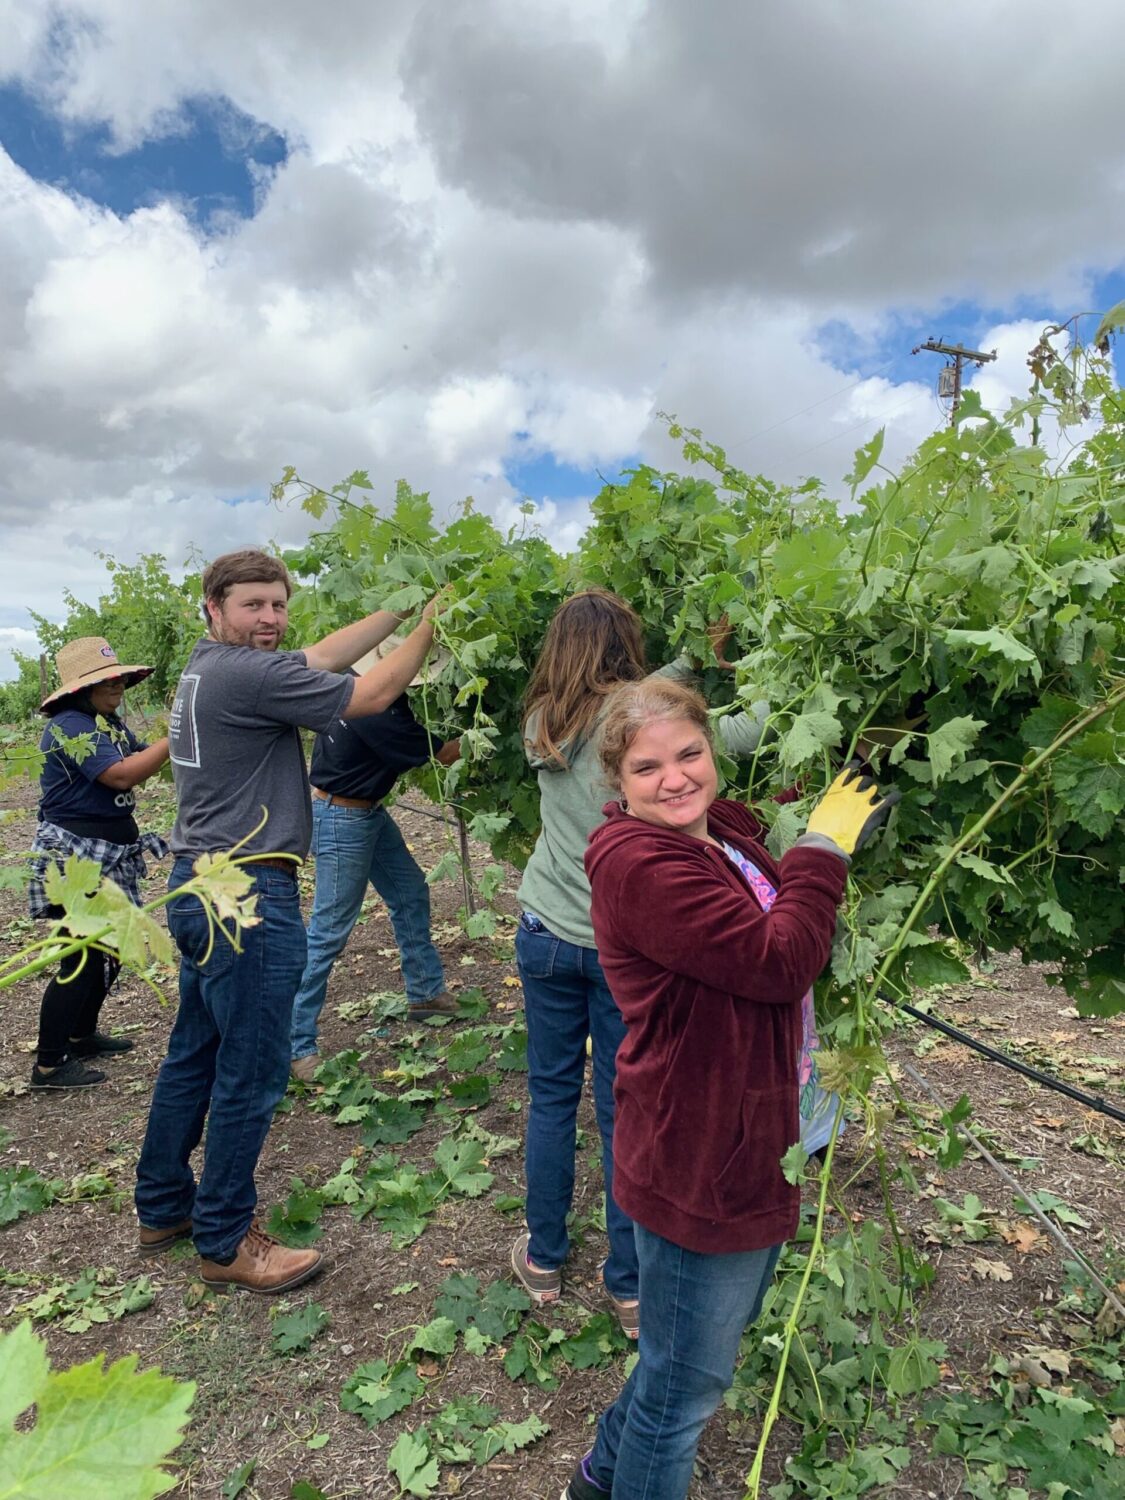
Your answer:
[561,678,898,1500]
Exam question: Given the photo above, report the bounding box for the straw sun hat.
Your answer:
[40,637,154,712]
[353,637,453,688]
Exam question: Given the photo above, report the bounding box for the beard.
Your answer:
[210,616,285,651]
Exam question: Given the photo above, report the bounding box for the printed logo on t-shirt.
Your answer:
[169,674,201,768]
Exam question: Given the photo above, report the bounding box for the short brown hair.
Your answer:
[201,549,292,620]
[599,678,713,789]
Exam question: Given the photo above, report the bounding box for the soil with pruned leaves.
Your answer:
[1,775,1123,1499]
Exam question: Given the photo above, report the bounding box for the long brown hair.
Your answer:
[523,589,647,767]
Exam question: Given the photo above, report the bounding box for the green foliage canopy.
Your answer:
[275,340,1124,1020]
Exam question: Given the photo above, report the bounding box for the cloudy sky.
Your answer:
[2,0,1123,683]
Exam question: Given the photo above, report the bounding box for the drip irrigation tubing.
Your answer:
[396,800,459,827]
[880,992,1125,1125]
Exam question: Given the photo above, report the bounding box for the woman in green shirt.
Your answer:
[510,591,767,1336]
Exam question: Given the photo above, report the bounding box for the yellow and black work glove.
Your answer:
[796,760,901,862]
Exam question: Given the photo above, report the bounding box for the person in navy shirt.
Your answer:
[30,637,170,1090]
[290,645,461,1080]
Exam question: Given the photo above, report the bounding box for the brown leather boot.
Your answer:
[137,1217,193,1256]
[407,990,464,1021]
[290,1052,320,1083]
[199,1223,324,1294]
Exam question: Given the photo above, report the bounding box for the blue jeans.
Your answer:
[516,916,638,1300]
[588,1225,783,1499]
[291,799,446,1059]
[134,858,307,1261]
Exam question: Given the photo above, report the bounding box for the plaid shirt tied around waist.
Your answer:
[28,820,171,919]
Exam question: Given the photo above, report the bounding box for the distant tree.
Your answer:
[27,553,202,711]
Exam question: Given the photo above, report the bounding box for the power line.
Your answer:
[731,356,900,448]
[790,387,930,463]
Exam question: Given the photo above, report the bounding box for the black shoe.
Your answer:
[69,1032,136,1057]
[31,1058,108,1090]
[560,1455,610,1500]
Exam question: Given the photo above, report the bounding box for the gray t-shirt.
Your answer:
[169,639,354,859]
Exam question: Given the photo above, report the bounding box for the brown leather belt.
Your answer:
[250,856,301,876]
[312,787,377,810]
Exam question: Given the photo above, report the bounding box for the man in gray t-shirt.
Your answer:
[169,639,350,860]
[136,548,441,1294]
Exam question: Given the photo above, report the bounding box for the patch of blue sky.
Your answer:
[0,84,286,224]
[813,271,1125,389]
[220,490,271,507]
[505,451,640,505]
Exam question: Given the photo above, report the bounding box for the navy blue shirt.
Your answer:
[39,709,148,823]
[309,685,444,803]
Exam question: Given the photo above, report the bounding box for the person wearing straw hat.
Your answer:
[29,637,170,1090]
[289,637,462,1082]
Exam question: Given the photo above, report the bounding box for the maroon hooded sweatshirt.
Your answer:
[584,798,848,1254]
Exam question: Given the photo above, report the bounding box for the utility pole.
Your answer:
[912,339,997,425]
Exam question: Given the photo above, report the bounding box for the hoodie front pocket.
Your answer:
[712,1086,794,1213]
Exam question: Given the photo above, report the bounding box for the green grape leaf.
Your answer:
[0,1168,61,1227]
[905,942,971,989]
[221,1460,256,1498]
[463,909,497,939]
[0,1320,194,1499]
[780,1141,810,1185]
[1053,733,1125,836]
[432,1137,493,1198]
[470,1413,549,1463]
[387,1431,440,1497]
[885,1336,945,1398]
[925,717,986,786]
[341,1359,423,1426]
[944,627,1041,678]
[845,427,885,490]
[409,1317,458,1357]
[1036,899,1075,938]
[1020,696,1082,749]
[1065,949,1125,1018]
[446,1074,492,1109]
[781,710,843,768]
[1093,299,1125,343]
[557,1312,627,1370]
[431,1272,481,1330]
[271,1303,330,1356]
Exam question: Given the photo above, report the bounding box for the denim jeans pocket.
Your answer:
[515,921,559,979]
[332,803,378,821]
[168,891,236,977]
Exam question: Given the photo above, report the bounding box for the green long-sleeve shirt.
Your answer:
[515,662,770,949]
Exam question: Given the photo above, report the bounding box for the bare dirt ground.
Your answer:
[1,774,1123,1499]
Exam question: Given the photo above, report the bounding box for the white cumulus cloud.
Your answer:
[0,0,1122,687]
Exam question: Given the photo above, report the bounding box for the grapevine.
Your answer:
[267,323,1123,1493]
[274,320,1124,1022]
[2,314,1121,1496]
